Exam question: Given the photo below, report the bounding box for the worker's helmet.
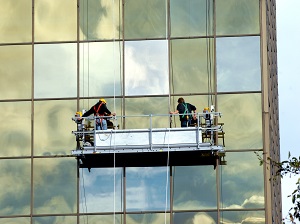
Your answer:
[203,107,210,112]
[75,111,82,117]
[99,98,106,104]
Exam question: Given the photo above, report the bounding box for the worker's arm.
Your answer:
[170,110,179,115]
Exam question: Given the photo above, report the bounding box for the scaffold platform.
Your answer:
[72,113,226,169]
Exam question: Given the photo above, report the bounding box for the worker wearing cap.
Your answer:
[81,98,116,130]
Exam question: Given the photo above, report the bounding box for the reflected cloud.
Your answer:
[34,44,77,98]
[125,40,169,96]
[192,213,216,224]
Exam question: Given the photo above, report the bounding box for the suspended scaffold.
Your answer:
[71,111,226,170]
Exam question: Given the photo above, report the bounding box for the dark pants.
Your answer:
[180,119,191,127]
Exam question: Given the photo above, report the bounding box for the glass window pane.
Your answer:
[216,0,259,35]
[34,44,77,98]
[171,38,214,94]
[170,0,213,37]
[217,36,261,92]
[125,40,169,96]
[0,0,31,43]
[0,102,31,157]
[80,42,123,98]
[124,97,170,129]
[173,166,217,210]
[218,93,262,150]
[124,0,166,39]
[0,45,32,100]
[0,159,31,216]
[221,210,265,223]
[0,218,30,224]
[79,168,123,213]
[79,0,122,40]
[126,167,170,211]
[173,212,217,224]
[34,0,77,42]
[33,216,77,224]
[221,152,264,209]
[33,157,77,214]
[80,214,123,224]
[34,100,77,156]
[127,213,170,224]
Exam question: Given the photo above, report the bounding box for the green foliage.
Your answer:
[255,151,299,224]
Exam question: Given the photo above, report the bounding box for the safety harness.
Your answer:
[94,102,104,127]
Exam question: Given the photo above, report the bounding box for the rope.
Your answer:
[112,1,117,223]
[81,169,88,224]
[164,128,170,224]
[206,0,213,107]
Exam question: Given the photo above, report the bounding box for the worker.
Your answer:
[170,97,197,127]
[81,98,116,130]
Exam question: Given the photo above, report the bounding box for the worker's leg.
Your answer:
[181,120,188,127]
[101,119,107,130]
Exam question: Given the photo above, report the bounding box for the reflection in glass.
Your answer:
[220,152,264,209]
[124,97,169,129]
[173,166,217,210]
[79,168,123,213]
[79,0,122,40]
[173,212,217,224]
[216,0,259,35]
[0,45,32,100]
[34,43,77,98]
[33,157,77,214]
[221,210,265,223]
[0,218,30,224]
[170,0,213,37]
[34,0,76,42]
[127,213,170,224]
[80,214,122,224]
[0,159,31,216]
[0,0,31,43]
[33,216,77,224]
[217,36,261,92]
[34,100,77,156]
[125,40,169,96]
[170,38,214,94]
[170,95,211,128]
[80,42,123,98]
[124,0,166,39]
[218,93,262,150]
[126,167,170,211]
[0,102,31,157]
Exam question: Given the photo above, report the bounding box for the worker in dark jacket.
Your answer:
[170,97,197,127]
[82,98,116,130]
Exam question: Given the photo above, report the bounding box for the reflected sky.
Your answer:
[34,0,77,42]
[0,101,31,157]
[170,0,213,37]
[217,36,261,92]
[34,100,76,156]
[0,0,31,43]
[79,0,122,40]
[80,42,122,97]
[221,152,264,209]
[33,158,77,215]
[216,0,259,35]
[0,45,32,100]
[80,168,123,213]
[34,44,77,98]
[125,40,169,96]
[0,159,31,216]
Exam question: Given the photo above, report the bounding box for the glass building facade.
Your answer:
[0,0,280,223]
